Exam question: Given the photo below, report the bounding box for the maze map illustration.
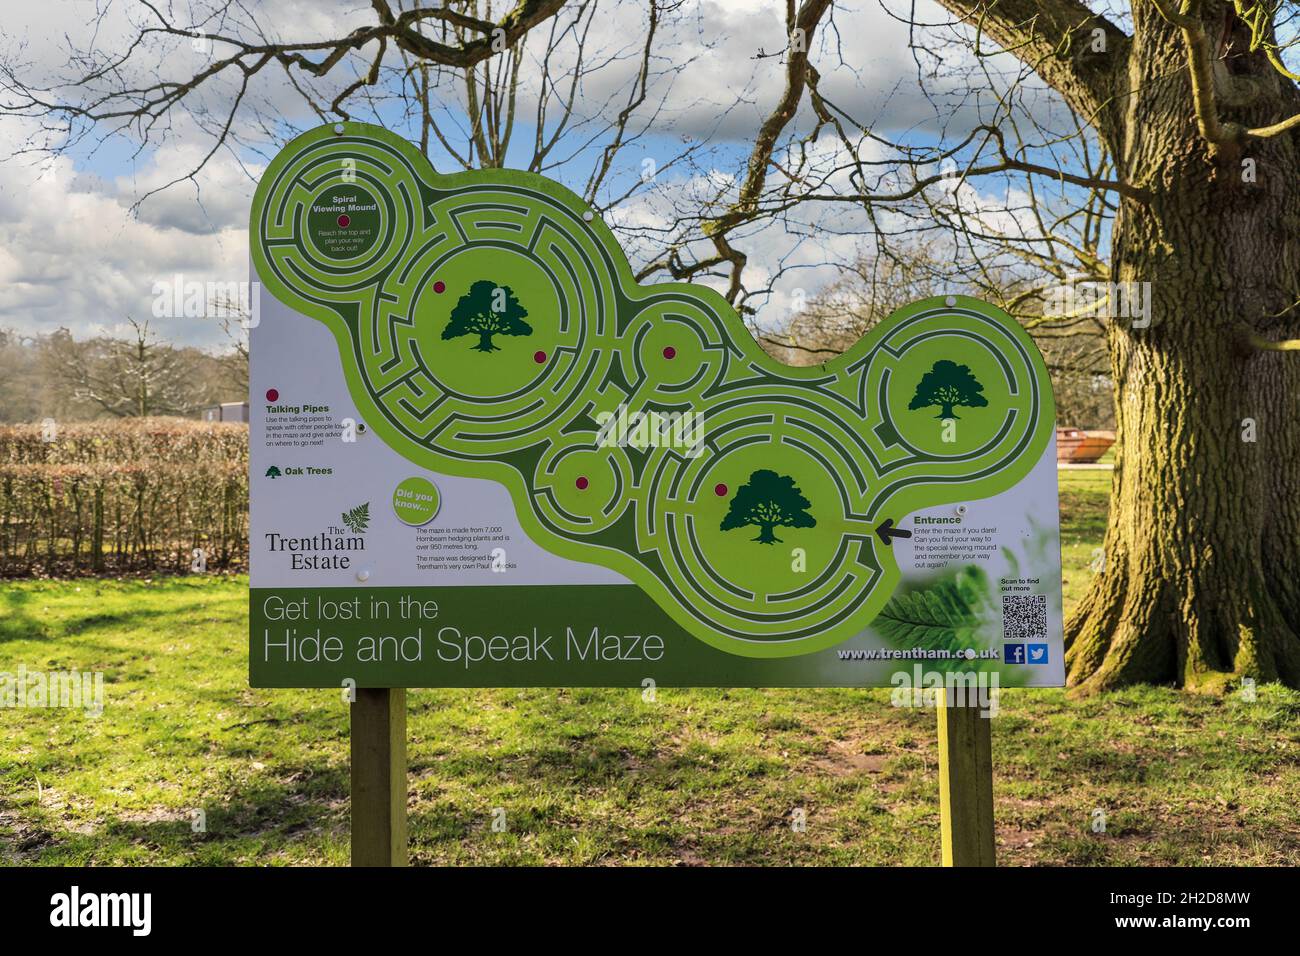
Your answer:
[250,123,1055,660]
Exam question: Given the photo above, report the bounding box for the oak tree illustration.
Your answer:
[719,469,816,545]
[908,360,988,419]
[442,280,533,352]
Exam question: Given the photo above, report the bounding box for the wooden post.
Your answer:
[936,688,995,866]
[350,688,408,866]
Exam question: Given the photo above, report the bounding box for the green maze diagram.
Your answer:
[251,123,1055,658]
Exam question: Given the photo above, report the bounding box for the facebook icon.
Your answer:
[1004,643,1026,664]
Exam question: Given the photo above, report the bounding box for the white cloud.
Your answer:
[0,0,1078,350]
[0,115,252,348]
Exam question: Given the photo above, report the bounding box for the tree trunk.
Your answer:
[1066,5,1300,693]
[91,485,104,573]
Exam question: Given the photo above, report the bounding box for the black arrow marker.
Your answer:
[874,518,912,546]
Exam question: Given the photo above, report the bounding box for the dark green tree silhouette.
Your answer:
[908,360,988,419]
[442,279,532,352]
[719,469,816,545]
[265,466,281,479]
[341,502,370,534]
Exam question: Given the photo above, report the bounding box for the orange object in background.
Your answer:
[1056,427,1115,463]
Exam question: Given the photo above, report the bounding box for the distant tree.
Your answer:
[442,280,532,352]
[908,360,988,419]
[207,293,250,396]
[44,317,213,418]
[0,330,49,423]
[719,469,816,545]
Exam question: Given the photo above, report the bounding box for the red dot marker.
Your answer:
[266,388,279,402]
[714,483,728,497]
[534,351,547,364]
[337,214,350,228]
[576,476,589,490]
[433,281,446,294]
[663,346,676,359]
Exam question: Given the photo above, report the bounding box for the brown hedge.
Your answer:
[0,418,247,576]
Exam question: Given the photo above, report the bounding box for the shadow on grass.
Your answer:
[15,765,349,865]
[0,589,46,643]
[0,589,172,653]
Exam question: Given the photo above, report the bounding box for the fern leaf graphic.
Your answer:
[873,565,998,672]
[341,502,370,533]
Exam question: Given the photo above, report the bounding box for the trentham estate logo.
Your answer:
[265,511,368,571]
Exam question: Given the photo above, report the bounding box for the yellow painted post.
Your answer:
[350,688,408,867]
[936,687,995,866]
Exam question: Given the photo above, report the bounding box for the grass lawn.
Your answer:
[2,470,1297,866]
[1059,467,1111,609]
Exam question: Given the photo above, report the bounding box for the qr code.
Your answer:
[1002,594,1047,641]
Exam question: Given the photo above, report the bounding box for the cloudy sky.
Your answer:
[0,0,1057,350]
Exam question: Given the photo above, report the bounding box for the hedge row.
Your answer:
[0,419,248,575]
[0,418,247,465]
